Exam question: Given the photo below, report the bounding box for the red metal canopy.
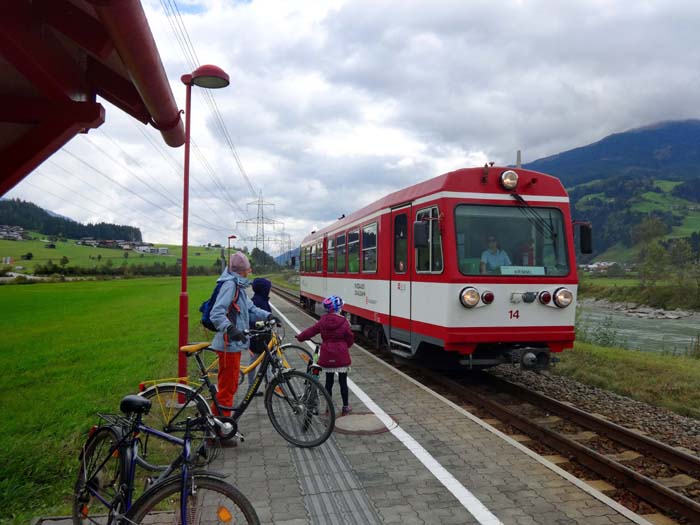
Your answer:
[0,0,186,196]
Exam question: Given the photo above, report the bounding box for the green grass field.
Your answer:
[0,238,222,272]
[0,276,216,524]
[556,342,700,419]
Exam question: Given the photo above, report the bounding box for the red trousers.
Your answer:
[213,351,241,417]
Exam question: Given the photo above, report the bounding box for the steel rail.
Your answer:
[421,369,700,524]
[482,374,700,475]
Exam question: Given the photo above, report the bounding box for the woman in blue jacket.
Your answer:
[210,252,271,416]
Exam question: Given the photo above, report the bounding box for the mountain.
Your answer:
[520,120,700,262]
[525,120,700,187]
[0,198,142,241]
[275,247,299,265]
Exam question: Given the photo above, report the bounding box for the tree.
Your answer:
[97,254,102,261]
[123,251,129,259]
[250,247,279,273]
[21,252,33,260]
[638,241,668,288]
[60,256,69,268]
[630,216,667,246]
[668,238,693,287]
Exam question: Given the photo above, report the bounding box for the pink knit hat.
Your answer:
[229,251,251,273]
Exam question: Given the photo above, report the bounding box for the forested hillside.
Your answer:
[0,198,142,241]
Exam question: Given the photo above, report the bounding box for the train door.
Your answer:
[389,206,411,347]
[322,235,328,297]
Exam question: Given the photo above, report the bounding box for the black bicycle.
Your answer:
[138,320,335,458]
[73,395,259,524]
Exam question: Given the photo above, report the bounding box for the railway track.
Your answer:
[271,285,700,523]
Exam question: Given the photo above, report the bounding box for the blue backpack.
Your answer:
[199,281,240,332]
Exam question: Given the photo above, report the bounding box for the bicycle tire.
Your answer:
[278,344,314,371]
[265,370,335,448]
[124,473,260,524]
[138,384,216,470]
[72,425,123,524]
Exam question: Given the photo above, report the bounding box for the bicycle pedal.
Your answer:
[234,432,245,443]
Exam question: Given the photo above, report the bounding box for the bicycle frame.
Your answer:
[82,414,194,523]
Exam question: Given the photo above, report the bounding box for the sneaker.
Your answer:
[341,406,352,416]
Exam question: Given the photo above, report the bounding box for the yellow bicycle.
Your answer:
[137,321,334,468]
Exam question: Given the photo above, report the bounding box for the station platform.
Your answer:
[206,297,652,525]
[38,297,655,525]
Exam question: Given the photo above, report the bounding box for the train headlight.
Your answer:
[500,170,519,190]
[553,287,573,308]
[459,287,480,308]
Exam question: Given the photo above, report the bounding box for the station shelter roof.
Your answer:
[0,0,186,196]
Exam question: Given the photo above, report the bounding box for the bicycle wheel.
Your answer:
[73,426,123,525]
[265,370,335,447]
[138,384,216,470]
[278,344,314,371]
[125,474,260,524]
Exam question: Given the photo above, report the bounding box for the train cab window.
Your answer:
[316,241,323,272]
[394,214,408,273]
[336,234,346,273]
[416,207,443,273]
[327,237,335,273]
[347,230,360,273]
[361,223,377,272]
[454,204,570,276]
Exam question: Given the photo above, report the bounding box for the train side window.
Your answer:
[336,233,346,273]
[316,241,323,272]
[362,223,377,272]
[299,246,304,271]
[416,206,443,273]
[347,230,360,273]
[327,237,335,273]
[394,214,408,273]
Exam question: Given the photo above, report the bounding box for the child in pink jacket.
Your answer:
[296,295,354,415]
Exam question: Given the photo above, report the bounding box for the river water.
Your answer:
[577,303,700,355]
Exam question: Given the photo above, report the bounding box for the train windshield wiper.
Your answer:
[510,192,559,262]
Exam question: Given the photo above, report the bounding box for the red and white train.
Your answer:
[299,166,591,369]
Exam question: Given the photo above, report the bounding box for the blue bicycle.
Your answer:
[73,394,259,524]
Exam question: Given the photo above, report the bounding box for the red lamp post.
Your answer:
[179,65,230,378]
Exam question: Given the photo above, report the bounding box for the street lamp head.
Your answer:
[185,64,229,89]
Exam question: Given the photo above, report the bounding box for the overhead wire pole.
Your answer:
[236,190,286,254]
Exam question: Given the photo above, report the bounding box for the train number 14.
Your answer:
[509,310,520,319]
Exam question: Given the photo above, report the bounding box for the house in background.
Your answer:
[0,225,26,240]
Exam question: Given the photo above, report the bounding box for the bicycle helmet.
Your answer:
[322,295,344,313]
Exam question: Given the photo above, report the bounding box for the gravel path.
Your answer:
[490,366,700,456]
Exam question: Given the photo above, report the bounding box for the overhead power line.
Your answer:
[159,0,257,198]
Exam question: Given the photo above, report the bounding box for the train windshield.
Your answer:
[454,204,570,276]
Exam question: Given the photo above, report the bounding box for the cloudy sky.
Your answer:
[7,0,700,251]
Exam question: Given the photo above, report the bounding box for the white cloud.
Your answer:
[8,0,700,252]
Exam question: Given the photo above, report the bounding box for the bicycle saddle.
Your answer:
[120,394,152,415]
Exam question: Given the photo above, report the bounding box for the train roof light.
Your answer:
[459,287,480,308]
[500,170,519,190]
[553,287,573,308]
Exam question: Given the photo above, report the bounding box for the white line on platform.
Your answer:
[271,296,652,525]
[271,302,504,525]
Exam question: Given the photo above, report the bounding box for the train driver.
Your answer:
[480,235,511,274]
